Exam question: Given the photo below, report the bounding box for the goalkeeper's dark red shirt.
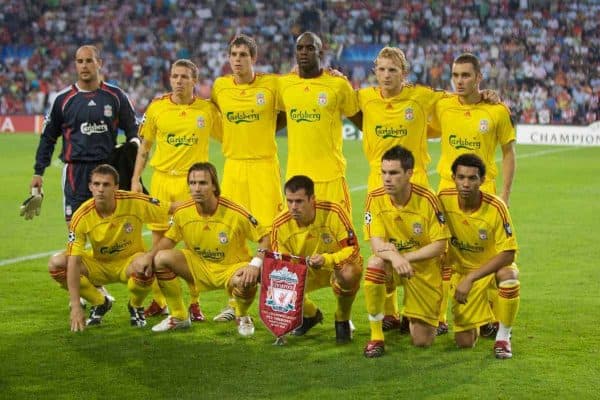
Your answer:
[33,81,139,175]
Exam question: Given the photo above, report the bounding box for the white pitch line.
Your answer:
[0,145,586,267]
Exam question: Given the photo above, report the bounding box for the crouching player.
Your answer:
[363,146,449,357]
[48,164,172,331]
[146,162,269,336]
[271,175,363,344]
[438,154,520,359]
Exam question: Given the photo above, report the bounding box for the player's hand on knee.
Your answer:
[238,266,259,288]
[131,253,154,277]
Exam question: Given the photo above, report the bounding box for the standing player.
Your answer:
[47,164,171,332]
[211,35,285,322]
[438,154,520,359]
[363,146,449,357]
[29,45,139,224]
[277,32,359,215]
[430,53,516,204]
[354,47,449,331]
[146,162,269,337]
[130,59,223,322]
[429,53,516,335]
[356,47,449,191]
[271,175,363,344]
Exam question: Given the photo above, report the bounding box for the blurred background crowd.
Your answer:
[0,0,597,125]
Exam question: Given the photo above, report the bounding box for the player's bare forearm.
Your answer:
[347,111,363,130]
[66,256,83,312]
[403,239,447,263]
[131,140,152,191]
[276,112,287,131]
[148,236,177,266]
[467,250,515,284]
[501,141,516,205]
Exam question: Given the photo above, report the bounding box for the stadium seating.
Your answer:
[0,0,597,124]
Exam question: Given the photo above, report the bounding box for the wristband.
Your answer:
[249,256,263,268]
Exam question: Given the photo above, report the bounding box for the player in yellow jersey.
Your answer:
[271,175,363,344]
[276,32,359,215]
[351,47,450,332]
[362,146,449,357]
[438,154,520,359]
[138,162,269,337]
[131,59,223,321]
[47,164,172,331]
[211,35,286,322]
[211,34,284,226]
[430,53,516,204]
[354,47,449,192]
[429,53,516,336]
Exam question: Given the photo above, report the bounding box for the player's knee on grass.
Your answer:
[455,329,478,348]
[410,319,436,347]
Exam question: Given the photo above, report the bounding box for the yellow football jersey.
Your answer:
[165,197,268,265]
[358,85,447,189]
[364,184,450,266]
[67,191,170,261]
[211,73,278,160]
[139,94,223,175]
[271,201,361,270]
[276,72,359,182]
[431,95,515,182]
[438,189,518,274]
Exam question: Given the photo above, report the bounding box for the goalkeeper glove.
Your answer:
[20,187,44,220]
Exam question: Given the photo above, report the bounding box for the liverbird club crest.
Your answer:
[317,92,327,106]
[256,92,265,105]
[479,119,489,133]
[265,267,299,312]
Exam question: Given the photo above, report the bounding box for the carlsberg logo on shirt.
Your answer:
[226,110,260,124]
[80,121,109,135]
[375,125,408,139]
[166,133,199,147]
[449,135,481,150]
[289,108,321,123]
[100,239,132,255]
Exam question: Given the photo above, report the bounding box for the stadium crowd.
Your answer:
[0,0,597,125]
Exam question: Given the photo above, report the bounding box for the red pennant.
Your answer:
[259,251,308,338]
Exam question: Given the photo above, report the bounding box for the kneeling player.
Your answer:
[438,154,520,359]
[271,175,363,344]
[363,146,449,357]
[142,162,269,337]
[48,164,172,331]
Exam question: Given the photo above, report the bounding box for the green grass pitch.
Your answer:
[0,133,599,399]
